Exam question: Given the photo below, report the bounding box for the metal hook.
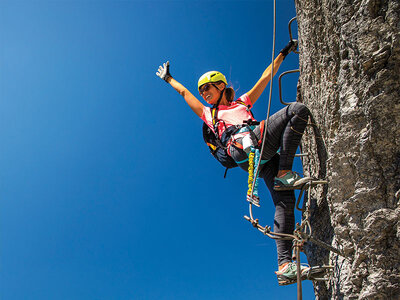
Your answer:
[279,69,300,105]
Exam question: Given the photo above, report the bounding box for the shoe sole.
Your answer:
[277,272,310,286]
[277,275,297,286]
[279,266,331,285]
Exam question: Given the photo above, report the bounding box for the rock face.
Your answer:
[294,0,400,299]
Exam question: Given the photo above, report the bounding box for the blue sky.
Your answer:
[1,1,315,299]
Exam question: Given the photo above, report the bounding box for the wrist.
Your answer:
[279,47,289,59]
[277,52,286,59]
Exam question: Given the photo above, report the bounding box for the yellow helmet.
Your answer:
[198,71,228,90]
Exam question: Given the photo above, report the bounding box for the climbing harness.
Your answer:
[201,79,238,176]
[202,99,257,177]
[202,123,239,170]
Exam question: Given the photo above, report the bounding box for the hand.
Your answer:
[279,40,298,58]
[156,61,172,82]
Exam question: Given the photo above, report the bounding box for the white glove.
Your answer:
[156,61,172,82]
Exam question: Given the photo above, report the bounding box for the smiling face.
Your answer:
[199,82,225,105]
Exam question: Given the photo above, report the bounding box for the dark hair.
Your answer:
[225,87,235,102]
[214,80,235,103]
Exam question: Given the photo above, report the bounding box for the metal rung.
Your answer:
[306,180,328,186]
[296,179,328,213]
[288,17,299,54]
[303,265,333,281]
[279,69,300,105]
[295,153,309,157]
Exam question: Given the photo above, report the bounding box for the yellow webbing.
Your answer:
[247,152,255,196]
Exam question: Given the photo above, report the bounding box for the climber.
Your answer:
[156,41,311,285]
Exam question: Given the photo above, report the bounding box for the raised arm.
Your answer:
[246,41,298,105]
[157,61,204,117]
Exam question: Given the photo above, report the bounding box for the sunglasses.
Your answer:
[199,83,213,95]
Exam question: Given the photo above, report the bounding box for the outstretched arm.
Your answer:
[157,61,204,117]
[168,77,204,117]
[246,53,284,105]
[246,40,298,105]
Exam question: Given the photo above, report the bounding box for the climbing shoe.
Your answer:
[275,262,310,286]
[274,171,312,191]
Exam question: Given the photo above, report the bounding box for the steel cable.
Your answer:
[249,0,276,216]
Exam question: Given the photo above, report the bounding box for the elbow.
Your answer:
[179,88,187,97]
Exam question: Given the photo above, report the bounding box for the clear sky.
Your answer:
[1,1,316,299]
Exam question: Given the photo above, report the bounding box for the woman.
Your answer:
[156,41,311,285]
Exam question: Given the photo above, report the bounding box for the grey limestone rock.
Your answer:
[294,0,400,299]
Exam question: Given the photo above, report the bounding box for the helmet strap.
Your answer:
[211,85,227,139]
[212,84,226,109]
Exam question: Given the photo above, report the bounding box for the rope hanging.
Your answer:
[248,0,277,205]
[242,6,340,296]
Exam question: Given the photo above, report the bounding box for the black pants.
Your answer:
[230,103,310,265]
[257,102,310,170]
[259,153,295,265]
